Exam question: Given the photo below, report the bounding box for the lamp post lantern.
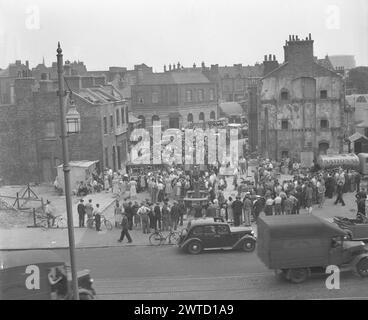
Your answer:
[56,42,79,300]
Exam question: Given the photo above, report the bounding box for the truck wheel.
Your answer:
[356,258,368,277]
[187,240,203,254]
[287,268,310,284]
[242,239,256,252]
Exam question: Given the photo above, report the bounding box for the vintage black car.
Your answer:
[177,218,256,254]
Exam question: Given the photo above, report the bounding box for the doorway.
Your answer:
[318,142,329,155]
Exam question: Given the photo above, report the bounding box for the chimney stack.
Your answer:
[193,63,196,69]
[264,55,267,61]
[309,33,312,40]
[177,62,180,69]
[201,61,205,69]
[263,54,279,76]
[164,65,167,72]
[173,63,176,70]
[169,64,172,71]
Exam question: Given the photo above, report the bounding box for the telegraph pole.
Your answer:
[56,42,79,300]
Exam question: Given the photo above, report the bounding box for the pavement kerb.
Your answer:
[0,243,172,251]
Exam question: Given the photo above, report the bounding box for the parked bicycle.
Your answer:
[149,229,181,246]
[86,215,113,231]
[35,214,67,230]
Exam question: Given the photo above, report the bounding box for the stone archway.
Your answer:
[318,141,329,155]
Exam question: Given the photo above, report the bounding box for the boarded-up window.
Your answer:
[320,119,329,129]
[45,121,55,138]
[281,120,289,130]
[320,90,328,99]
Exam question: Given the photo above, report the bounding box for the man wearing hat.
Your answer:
[231,196,243,226]
[77,199,86,227]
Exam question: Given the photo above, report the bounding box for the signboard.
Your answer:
[300,151,314,168]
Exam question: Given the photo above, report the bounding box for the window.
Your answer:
[281,120,289,130]
[45,121,55,138]
[320,90,327,99]
[152,92,159,104]
[186,90,192,102]
[199,112,205,121]
[203,226,216,235]
[198,89,204,102]
[116,109,120,126]
[103,116,107,134]
[216,225,230,235]
[110,115,114,133]
[365,128,368,137]
[105,147,109,168]
[187,113,193,122]
[320,119,329,129]
[121,107,125,124]
[210,111,216,120]
[192,226,204,236]
[357,96,367,103]
[281,90,289,100]
[152,115,160,123]
[138,94,144,104]
[210,89,215,101]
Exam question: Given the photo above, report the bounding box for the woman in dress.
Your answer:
[114,200,123,228]
[129,178,137,200]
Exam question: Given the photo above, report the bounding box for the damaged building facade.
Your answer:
[259,34,349,161]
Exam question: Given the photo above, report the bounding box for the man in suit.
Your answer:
[77,199,86,227]
[118,214,132,243]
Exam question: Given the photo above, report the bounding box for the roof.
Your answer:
[348,132,368,142]
[316,56,334,71]
[137,71,211,85]
[346,94,368,105]
[219,102,243,116]
[129,114,141,123]
[57,160,98,168]
[258,215,346,238]
[0,250,64,269]
[218,65,264,78]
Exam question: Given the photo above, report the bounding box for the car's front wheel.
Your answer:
[356,257,368,277]
[187,240,203,254]
[242,239,256,252]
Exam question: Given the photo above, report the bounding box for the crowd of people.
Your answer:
[53,154,368,243]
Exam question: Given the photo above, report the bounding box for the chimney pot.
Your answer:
[269,54,272,61]
[273,55,276,61]
[193,63,196,68]
[164,65,167,72]
[289,35,291,41]
[309,33,311,40]
[264,55,267,61]
[169,64,172,71]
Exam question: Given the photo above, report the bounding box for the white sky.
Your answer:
[0,0,367,71]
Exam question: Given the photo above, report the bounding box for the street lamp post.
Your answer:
[56,42,79,300]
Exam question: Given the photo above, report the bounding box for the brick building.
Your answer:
[131,69,218,130]
[0,74,129,185]
[259,34,349,161]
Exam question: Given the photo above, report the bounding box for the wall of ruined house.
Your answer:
[260,73,344,160]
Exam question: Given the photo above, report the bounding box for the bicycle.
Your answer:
[149,229,181,246]
[35,214,67,230]
[86,215,113,231]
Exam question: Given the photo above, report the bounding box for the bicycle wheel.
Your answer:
[104,219,113,231]
[55,217,67,228]
[168,231,180,244]
[149,232,163,246]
